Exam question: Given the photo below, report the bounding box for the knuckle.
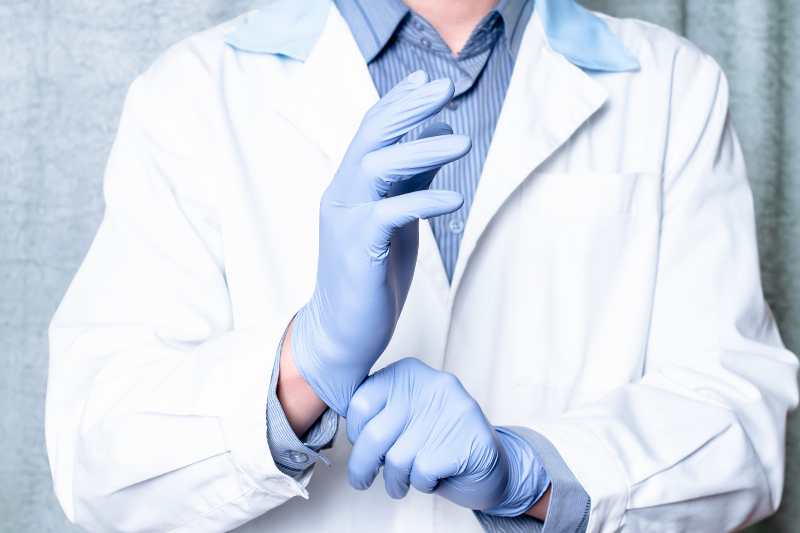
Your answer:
[460,397,483,418]
[384,450,406,472]
[347,394,370,420]
[478,429,498,450]
[413,456,436,478]
[434,371,461,389]
[369,199,390,223]
[397,357,425,372]
[362,425,389,447]
[359,151,381,177]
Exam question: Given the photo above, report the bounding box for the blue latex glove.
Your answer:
[387,121,453,198]
[291,71,472,417]
[346,358,551,516]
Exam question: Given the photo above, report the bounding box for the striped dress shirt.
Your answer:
[339,0,532,281]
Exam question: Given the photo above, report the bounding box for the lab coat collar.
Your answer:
[268,4,379,167]
[233,3,612,305]
[224,0,331,60]
[224,0,639,72]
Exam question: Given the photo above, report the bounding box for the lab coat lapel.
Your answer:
[448,10,610,300]
[273,4,451,300]
[272,4,378,167]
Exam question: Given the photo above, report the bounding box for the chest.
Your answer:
[210,50,671,416]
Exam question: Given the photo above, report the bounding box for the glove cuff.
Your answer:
[480,427,551,517]
[291,304,377,418]
[290,306,348,417]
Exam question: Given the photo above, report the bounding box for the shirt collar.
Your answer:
[335,0,531,63]
[394,11,504,96]
[334,0,409,63]
[225,0,640,72]
[495,0,533,59]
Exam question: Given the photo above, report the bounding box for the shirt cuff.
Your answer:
[265,324,339,477]
[473,426,591,533]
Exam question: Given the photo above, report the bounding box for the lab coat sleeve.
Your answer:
[45,47,309,533]
[474,426,591,533]
[527,51,799,532]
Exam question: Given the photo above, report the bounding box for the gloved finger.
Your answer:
[348,400,407,491]
[346,370,393,445]
[355,134,471,201]
[341,78,455,169]
[388,122,454,198]
[368,79,455,149]
[362,70,429,122]
[371,190,464,246]
[382,431,422,499]
[409,451,459,496]
[435,442,510,511]
[415,121,454,139]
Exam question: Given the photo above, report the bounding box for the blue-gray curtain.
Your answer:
[1,1,797,531]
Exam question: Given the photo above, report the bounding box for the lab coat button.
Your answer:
[448,219,464,234]
[289,451,309,463]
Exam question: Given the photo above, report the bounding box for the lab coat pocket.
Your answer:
[515,172,662,394]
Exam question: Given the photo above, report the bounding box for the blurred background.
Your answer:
[1,0,798,531]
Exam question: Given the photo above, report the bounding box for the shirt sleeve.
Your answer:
[473,427,590,533]
[266,328,339,477]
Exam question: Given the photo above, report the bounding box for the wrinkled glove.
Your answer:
[291,71,471,417]
[346,358,551,516]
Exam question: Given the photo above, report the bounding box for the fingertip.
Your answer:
[413,133,470,161]
[417,121,454,139]
[429,77,455,98]
[349,471,375,491]
[386,483,411,500]
[404,78,454,114]
[384,468,412,500]
[436,189,466,208]
[451,134,472,156]
[420,191,463,220]
[348,455,381,491]
[408,70,429,85]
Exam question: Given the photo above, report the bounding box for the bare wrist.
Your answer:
[276,317,329,437]
[524,483,551,521]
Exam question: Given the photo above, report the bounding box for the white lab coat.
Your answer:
[46,3,799,533]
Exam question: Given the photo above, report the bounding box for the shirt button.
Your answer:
[420,38,432,48]
[414,20,425,30]
[448,219,465,234]
[289,451,309,463]
[446,100,459,110]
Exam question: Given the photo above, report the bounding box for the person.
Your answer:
[45,0,800,531]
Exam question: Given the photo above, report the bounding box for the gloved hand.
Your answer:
[346,358,551,516]
[291,71,472,417]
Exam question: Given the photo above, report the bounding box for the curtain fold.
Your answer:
[0,0,796,530]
